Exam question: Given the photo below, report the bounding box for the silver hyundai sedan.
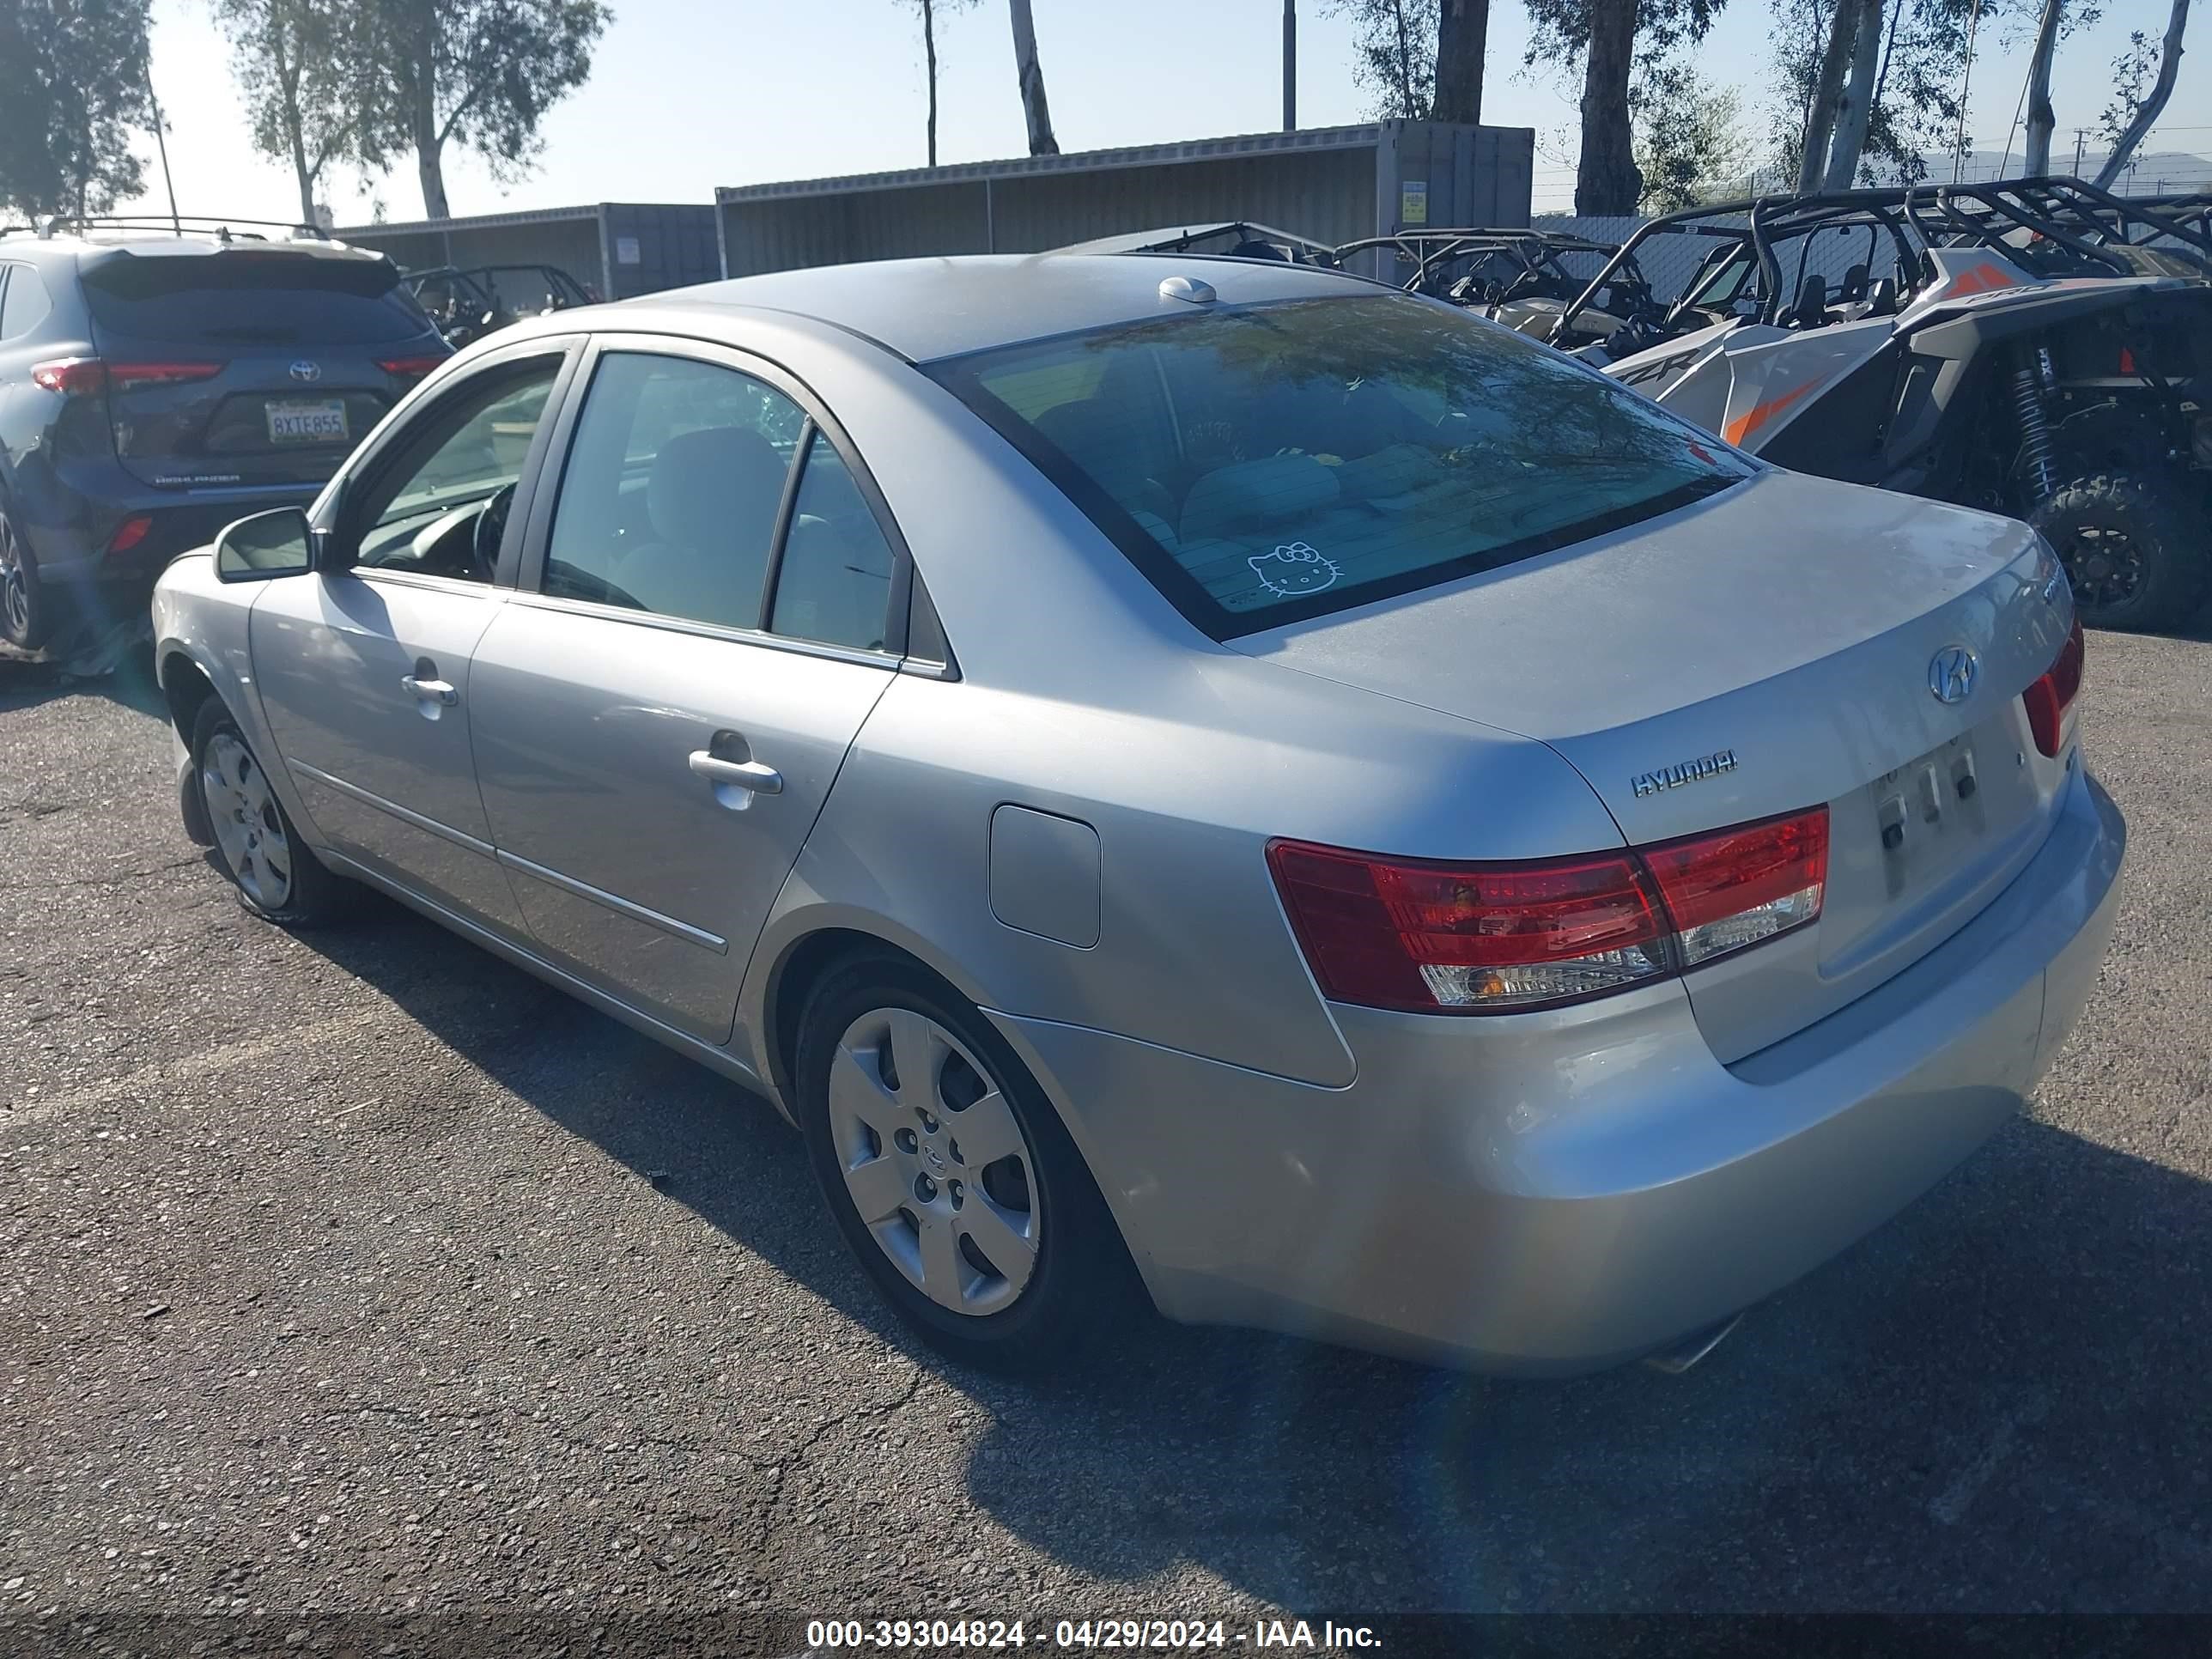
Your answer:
[151,253,2124,1376]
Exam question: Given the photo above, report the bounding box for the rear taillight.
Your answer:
[2022,617,2085,759]
[31,357,221,394]
[32,357,106,395]
[1269,805,1830,1015]
[377,353,448,381]
[1638,808,1830,968]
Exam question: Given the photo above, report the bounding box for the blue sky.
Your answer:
[124,0,2210,225]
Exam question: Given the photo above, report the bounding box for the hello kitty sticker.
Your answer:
[1249,541,1340,598]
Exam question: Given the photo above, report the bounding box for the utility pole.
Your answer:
[2072,129,2085,176]
[1283,1,1297,132]
[144,58,180,232]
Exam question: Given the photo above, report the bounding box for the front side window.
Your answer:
[349,358,562,581]
[928,293,1750,638]
[542,352,804,631]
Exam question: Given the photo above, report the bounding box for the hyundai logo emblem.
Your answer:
[1929,644,1978,705]
[288,360,322,383]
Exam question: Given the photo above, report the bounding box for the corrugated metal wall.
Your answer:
[338,206,720,301]
[718,124,1535,278]
[600,204,722,298]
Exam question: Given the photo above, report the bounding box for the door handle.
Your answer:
[689,750,783,795]
[401,674,460,707]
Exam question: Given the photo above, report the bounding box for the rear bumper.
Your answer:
[29,480,319,644]
[990,760,2125,1375]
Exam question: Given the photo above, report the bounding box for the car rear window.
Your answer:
[80,250,432,346]
[927,291,1752,637]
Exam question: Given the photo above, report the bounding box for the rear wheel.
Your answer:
[191,696,351,926]
[2032,473,2207,632]
[0,501,46,650]
[794,954,1140,1370]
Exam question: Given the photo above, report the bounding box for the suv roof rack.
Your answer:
[7,214,334,245]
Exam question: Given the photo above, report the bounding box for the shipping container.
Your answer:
[333,204,720,301]
[715,122,1535,279]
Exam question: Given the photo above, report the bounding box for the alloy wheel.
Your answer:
[828,1007,1041,1316]
[0,514,28,642]
[201,732,295,910]
[2058,522,2144,611]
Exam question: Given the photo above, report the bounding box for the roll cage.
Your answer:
[1331,227,1653,313]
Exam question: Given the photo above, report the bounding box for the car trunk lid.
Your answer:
[1233,471,2077,1061]
[79,246,441,489]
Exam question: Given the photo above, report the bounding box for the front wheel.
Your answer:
[2032,473,2207,632]
[0,501,46,650]
[191,697,352,926]
[794,955,1141,1370]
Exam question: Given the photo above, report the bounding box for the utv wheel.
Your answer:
[0,501,45,650]
[2032,473,2206,632]
[191,697,351,926]
[794,954,1141,1370]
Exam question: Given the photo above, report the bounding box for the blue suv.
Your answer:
[0,216,449,655]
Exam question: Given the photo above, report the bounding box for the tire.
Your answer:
[190,696,352,926]
[0,499,46,651]
[794,953,1142,1370]
[2031,472,2207,632]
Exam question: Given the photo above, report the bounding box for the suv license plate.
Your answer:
[266,399,349,445]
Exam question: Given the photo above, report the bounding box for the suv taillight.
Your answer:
[376,353,448,382]
[32,357,221,394]
[2022,617,2085,759]
[1268,806,1830,1015]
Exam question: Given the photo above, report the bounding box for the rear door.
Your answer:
[249,341,576,932]
[467,336,903,1044]
[77,246,444,489]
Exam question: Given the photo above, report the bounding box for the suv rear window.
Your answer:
[80,251,432,346]
[928,291,1751,637]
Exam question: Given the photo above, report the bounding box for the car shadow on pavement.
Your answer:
[0,641,166,719]
[289,903,2212,1616]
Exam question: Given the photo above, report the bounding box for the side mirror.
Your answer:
[215,507,315,583]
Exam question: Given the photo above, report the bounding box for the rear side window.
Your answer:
[929,292,1751,637]
[1,264,53,339]
[79,250,430,345]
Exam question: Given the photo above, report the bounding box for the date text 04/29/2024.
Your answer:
[803,1619,1383,1650]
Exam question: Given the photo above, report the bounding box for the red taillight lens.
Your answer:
[105,514,155,556]
[1268,805,1830,1015]
[31,358,222,394]
[2022,617,2085,759]
[1640,807,1830,968]
[32,357,106,395]
[376,353,448,380]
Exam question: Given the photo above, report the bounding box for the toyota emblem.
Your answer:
[1929,644,1978,705]
[288,360,322,383]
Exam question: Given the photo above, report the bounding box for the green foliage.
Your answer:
[355,0,611,213]
[0,0,155,216]
[2100,29,2160,151]
[212,0,370,219]
[1522,0,1728,67]
[1326,0,1440,118]
[1767,0,1988,188]
[1632,55,1753,209]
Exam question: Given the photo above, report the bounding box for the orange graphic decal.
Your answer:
[1721,376,1821,446]
[1943,263,2019,297]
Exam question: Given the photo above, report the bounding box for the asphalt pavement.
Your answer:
[2,624,2209,1650]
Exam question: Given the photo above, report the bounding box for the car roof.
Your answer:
[618,252,1373,362]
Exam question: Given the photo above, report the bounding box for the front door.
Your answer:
[250,350,568,931]
[467,343,903,1043]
